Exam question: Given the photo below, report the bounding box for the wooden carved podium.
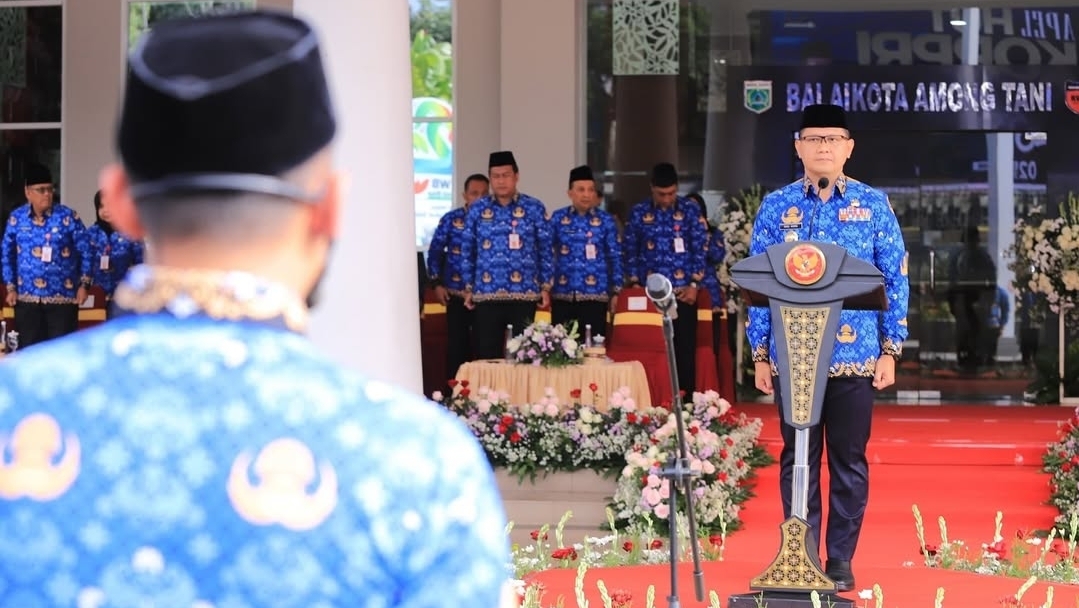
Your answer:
[727,241,885,608]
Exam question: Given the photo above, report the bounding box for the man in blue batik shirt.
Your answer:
[1,164,91,348]
[427,173,489,377]
[86,189,145,315]
[623,163,709,394]
[0,12,512,608]
[746,104,909,591]
[461,151,554,359]
[549,165,623,340]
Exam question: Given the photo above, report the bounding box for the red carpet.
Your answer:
[529,404,1079,607]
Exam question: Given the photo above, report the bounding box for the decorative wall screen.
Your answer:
[612,0,679,76]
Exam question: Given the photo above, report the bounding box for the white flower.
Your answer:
[431,390,443,401]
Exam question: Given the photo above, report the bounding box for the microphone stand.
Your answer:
[656,299,706,608]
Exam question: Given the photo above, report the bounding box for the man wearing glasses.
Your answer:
[745,104,909,592]
[1,164,90,348]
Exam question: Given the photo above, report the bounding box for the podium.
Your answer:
[727,241,885,608]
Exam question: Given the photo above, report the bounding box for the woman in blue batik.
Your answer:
[86,190,144,316]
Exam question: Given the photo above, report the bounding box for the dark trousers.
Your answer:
[14,302,79,349]
[551,300,608,340]
[1020,326,1040,365]
[672,300,697,395]
[445,295,473,378]
[776,376,875,561]
[472,300,537,360]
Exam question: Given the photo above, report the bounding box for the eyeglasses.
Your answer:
[27,185,54,194]
[800,135,850,147]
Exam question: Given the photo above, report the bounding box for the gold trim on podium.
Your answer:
[778,305,829,427]
[750,517,836,593]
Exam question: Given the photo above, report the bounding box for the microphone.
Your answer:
[646,273,677,314]
[817,176,830,192]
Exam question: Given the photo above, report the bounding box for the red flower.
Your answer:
[641,475,650,487]
[627,413,638,424]
[495,424,506,434]
[640,416,651,425]
[501,415,514,426]
[736,459,746,469]
[460,380,470,388]
[719,449,729,459]
[650,539,663,549]
[718,472,729,482]
[530,530,549,541]
[589,382,598,392]
[1063,462,1073,473]
[570,388,582,399]
[510,432,522,443]
[725,437,735,447]
[920,543,939,556]
[688,426,699,435]
[986,539,1008,560]
[447,379,459,387]
[610,589,633,608]
[551,547,578,560]
[460,388,471,397]
[708,534,723,548]
[622,540,634,552]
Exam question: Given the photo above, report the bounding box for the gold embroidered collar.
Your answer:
[802,174,849,197]
[112,265,309,333]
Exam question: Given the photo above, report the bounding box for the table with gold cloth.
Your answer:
[455,360,652,411]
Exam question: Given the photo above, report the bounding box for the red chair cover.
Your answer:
[606,286,673,405]
[420,288,448,397]
[715,307,736,405]
[694,291,721,395]
[77,286,108,331]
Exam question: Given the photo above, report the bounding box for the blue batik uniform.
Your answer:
[426,207,471,297]
[702,228,725,310]
[623,197,708,288]
[85,225,145,298]
[549,205,624,302]
[746,176,909,376]
[460,193,554,302]
[0,266,512,608]
[1,203,90,303]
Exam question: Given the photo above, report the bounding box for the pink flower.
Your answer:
[431,391,443,401]
[477,399,492,414]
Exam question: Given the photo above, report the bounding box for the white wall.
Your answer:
[456,0,583,212]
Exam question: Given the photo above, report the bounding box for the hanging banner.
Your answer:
[727,65,1079,131]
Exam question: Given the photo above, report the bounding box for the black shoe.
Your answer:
[825,559,855,592]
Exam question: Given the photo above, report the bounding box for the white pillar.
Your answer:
[498,0,583,213]
[961,8,1015,343]
[294,0,423,393]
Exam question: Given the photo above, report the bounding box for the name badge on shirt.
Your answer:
[100,255,110,270]
[839,205,872,222]
[508,233,522,250]
[585,243,597,260]
[673,237,685,254]
[41,246,53,263]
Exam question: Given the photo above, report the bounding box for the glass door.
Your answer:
[854,132,1039,402]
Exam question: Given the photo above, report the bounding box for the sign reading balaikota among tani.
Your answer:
[786,80,1053,114]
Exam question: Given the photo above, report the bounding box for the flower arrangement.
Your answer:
[713,184,764,315]
[1006,192,1079,317]
[1043,407,1079,530]
[507,320,583,367]
[912,504,1079,589]
[611,390,766,534]
[433,381,773,533]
